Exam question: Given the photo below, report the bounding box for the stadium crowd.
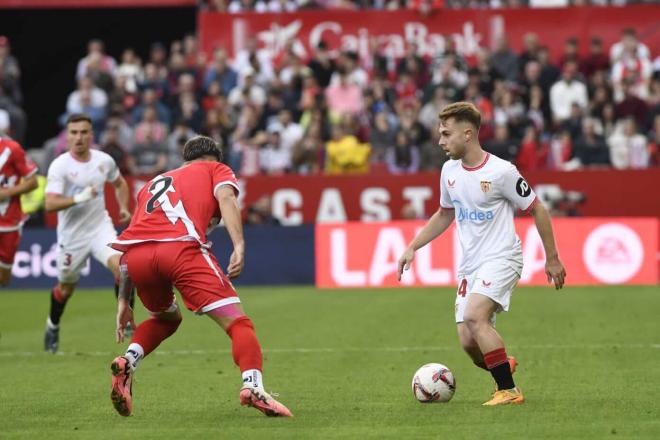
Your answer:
[0,36,26,146]
[31,25,660,178]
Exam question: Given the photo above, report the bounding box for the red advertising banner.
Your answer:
[241,169,660,225]
[315,218,659,288]
[0,0,194,7]
[199,5,660,63]
[243,173,440,225]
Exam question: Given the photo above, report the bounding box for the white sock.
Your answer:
[242,369,263,390]
[124,343,144,370]
[46,317,58,330]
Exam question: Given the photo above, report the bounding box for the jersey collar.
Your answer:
[462,152,490,172]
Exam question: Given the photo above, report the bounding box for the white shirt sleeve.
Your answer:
[499,165,537,211]
[105,155,119,182]
[439,170,453,209]
[45,159,65,195]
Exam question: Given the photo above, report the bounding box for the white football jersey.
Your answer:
[440,153,537,276]
[45,150,119,245]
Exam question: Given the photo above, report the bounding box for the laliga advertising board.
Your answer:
[315,219,658,288]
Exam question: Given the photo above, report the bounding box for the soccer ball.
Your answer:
[411,363,456,403]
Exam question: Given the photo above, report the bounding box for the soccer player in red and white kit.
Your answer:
[398,102,566,406]
[0,136,38,286]
[109,136,293,418]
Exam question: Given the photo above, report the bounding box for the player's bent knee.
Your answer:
[224,315,254,336]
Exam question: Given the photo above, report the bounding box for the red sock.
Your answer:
[225,316,263,371]
[52,285,66,304]
[483,347,508,369]
[131,317,181,357]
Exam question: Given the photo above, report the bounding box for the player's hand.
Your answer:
[118,208,132,225]
[397,247,415,281]
[226,250,244,279]
[546,256,566,290]
[73,185,97,204]
[116,298,135,343]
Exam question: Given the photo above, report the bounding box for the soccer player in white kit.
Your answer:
[398,102,566,406]
[43,113,132,353]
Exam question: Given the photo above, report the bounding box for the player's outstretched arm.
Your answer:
[216,185,245,279]
[44,185,97,212]
[530,202,566,290]
[112,175,132,224]
[0,175,38,202]
[397,208,455,281]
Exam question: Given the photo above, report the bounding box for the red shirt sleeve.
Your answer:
[10,141,38,178]
[211,163,239,197]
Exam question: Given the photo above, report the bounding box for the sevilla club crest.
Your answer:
[480,180,491,193]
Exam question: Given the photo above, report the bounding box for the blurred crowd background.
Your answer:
[0,1,658,181]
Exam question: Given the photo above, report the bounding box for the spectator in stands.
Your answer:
[325,68,363,116]
[490,36,519,83]
[610,28,651,65]
[203,48,238,95]
[132,87,171,126]
[139,63,169,100]
[134,106,168,144]
[516,125,548,172]
[572,117,610,167]
[101,122,130,175]
[562,102,584,141]
[246,195,281,226]
[518,33,540,74]
[582,37,610,80]
[615,80,649,128]
[485,124,519,162]
[308,41,335,88]
[369,111,397,163]
[101,114,133,148]
[233,36,275,86]
[331,52,368,88]
[172,91,204,132]
[558,37,580,71]
[536,46,560,94]
[127,126,169,177]
[228,67,267,109]
[548,129,572,169]
[550,61,588,123]
[260,128,291,174]
[267,109,304,154]
[648,114,660,166]
[66,76,108,116]
[116,48,143,95]
[611,42,653,102]
[166,120,196,169]
[608,117,649,169]
[0,36,20,83]
[292,123,324,174]
[76,39,116,80]
[325,124,370,174]
[0,84,26,143]
[386,130,420,174]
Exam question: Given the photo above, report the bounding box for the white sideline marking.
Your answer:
[0,344,658,358]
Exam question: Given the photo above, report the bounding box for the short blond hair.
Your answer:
[438,102,481,131]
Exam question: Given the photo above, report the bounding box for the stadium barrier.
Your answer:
[6,225,314,289]
[316,218,659,288]
[8,219,657,288]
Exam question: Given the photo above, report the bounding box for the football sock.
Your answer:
[124,343,145,369]
[241,369,264,390]
[484,348,515,390]
[48,286,68,327]
[225,316,263,376]
[131,316,181,357]
[114,283,136,309]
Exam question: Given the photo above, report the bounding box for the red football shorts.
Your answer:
[0,230,21,269]
[123,241,239,314]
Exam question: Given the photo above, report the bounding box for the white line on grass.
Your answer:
[0,343,658,357]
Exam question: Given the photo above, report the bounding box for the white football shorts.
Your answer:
[454,260,521,325]
[57,219,120,283]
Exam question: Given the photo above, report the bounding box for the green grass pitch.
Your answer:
[1,286,659,439]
